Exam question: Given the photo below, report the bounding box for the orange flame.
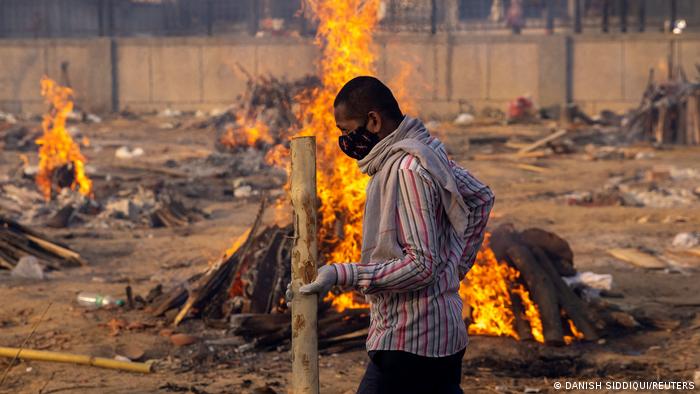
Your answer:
[220,1,571,345]
[460,234,545,343]
[290,0,381,313]
[220,117,274,149]
[35,77,92,200]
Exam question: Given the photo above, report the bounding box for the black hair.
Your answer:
[333,76,403,122]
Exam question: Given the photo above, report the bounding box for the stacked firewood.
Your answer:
[0,216,86,270]
[151,200,370,351]
[197,73,319,151]
[489,224,598,345]
[153,202,642,351]
[623,69,700,145]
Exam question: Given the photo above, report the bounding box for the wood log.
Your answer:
[504,244,564,345]
[249,228,285,313]
[290,136,319,394]
[489,223,519,263]
[677,99,687,145]
[519,228,575,276]
[686,93,700,145]
[655,103,667,143]
[530,246,598,341]
[269,227,294,313]
[509,290,534,342]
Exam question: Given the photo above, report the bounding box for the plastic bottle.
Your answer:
[77,292,125,309]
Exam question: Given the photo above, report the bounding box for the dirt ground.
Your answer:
[0,115,699,393]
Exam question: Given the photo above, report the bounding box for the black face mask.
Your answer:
[338,123,381,160]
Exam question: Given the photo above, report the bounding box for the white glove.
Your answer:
[285,265,338,302]
[299,265,337,295]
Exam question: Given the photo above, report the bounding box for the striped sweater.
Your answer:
[335,139,494,357]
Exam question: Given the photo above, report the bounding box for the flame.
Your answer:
[564,319,584,344]
[264,145,290,168]
[297,0,380,267]
[220,118,274,149]
[460,234,544,343]
[224,228,252,260]
[323,291,367,313]
[35,77,92,200]
[220,1,568,345]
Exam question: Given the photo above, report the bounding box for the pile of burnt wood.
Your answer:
[623,69,700,145]
[196,72,319,152]
[151,202,638,350]
[0,216,85,271]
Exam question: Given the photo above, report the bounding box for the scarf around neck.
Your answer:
[356,116,471,264]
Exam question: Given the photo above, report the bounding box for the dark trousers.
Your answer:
[356,348,465,394]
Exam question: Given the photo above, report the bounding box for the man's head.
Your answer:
[333,76,403,140]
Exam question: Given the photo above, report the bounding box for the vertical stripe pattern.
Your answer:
[335,137,494,357]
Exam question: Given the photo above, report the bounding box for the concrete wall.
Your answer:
[1,34,700,118]
[573,35,671,114]
[117,36,318,111]
[0,38,111,114]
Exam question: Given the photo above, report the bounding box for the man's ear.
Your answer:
[367,111,382,134]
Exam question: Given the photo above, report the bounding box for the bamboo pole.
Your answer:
[289,136,319,394]
[0,347,152,373]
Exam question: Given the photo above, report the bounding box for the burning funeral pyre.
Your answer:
[35,77,92,201]
[0,77,208,231]
[148,0,641,352]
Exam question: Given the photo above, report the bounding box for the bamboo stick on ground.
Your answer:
[0,347,152,373]
[290,136,319,394]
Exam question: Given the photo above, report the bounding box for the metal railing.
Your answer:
[0,0,697,38]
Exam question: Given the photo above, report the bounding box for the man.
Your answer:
[296,76,494,394]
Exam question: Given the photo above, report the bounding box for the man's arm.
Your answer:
[334,163,443,294]
[452,162,494,278]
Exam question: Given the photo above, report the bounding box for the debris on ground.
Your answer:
[622,69,700,145]
[115,146,145,160]
[10,255,45,280]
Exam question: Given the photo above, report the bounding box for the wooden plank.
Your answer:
[608,248,667,269]
[517,129,568,154]
[471,151,548,161]
[514,163,550,173]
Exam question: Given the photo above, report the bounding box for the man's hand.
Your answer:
[299,265,337,295]
[286,265,338,303]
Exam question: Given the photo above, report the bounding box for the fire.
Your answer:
[35,77,92,200]
[461,234,544,343]
[220,118,274,149]
[297,0,380,270]
[564,319,584,344]
[220,1,575,345]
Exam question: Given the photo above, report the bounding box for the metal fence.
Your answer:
[0,0,699,38]
[0,0,301,38]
